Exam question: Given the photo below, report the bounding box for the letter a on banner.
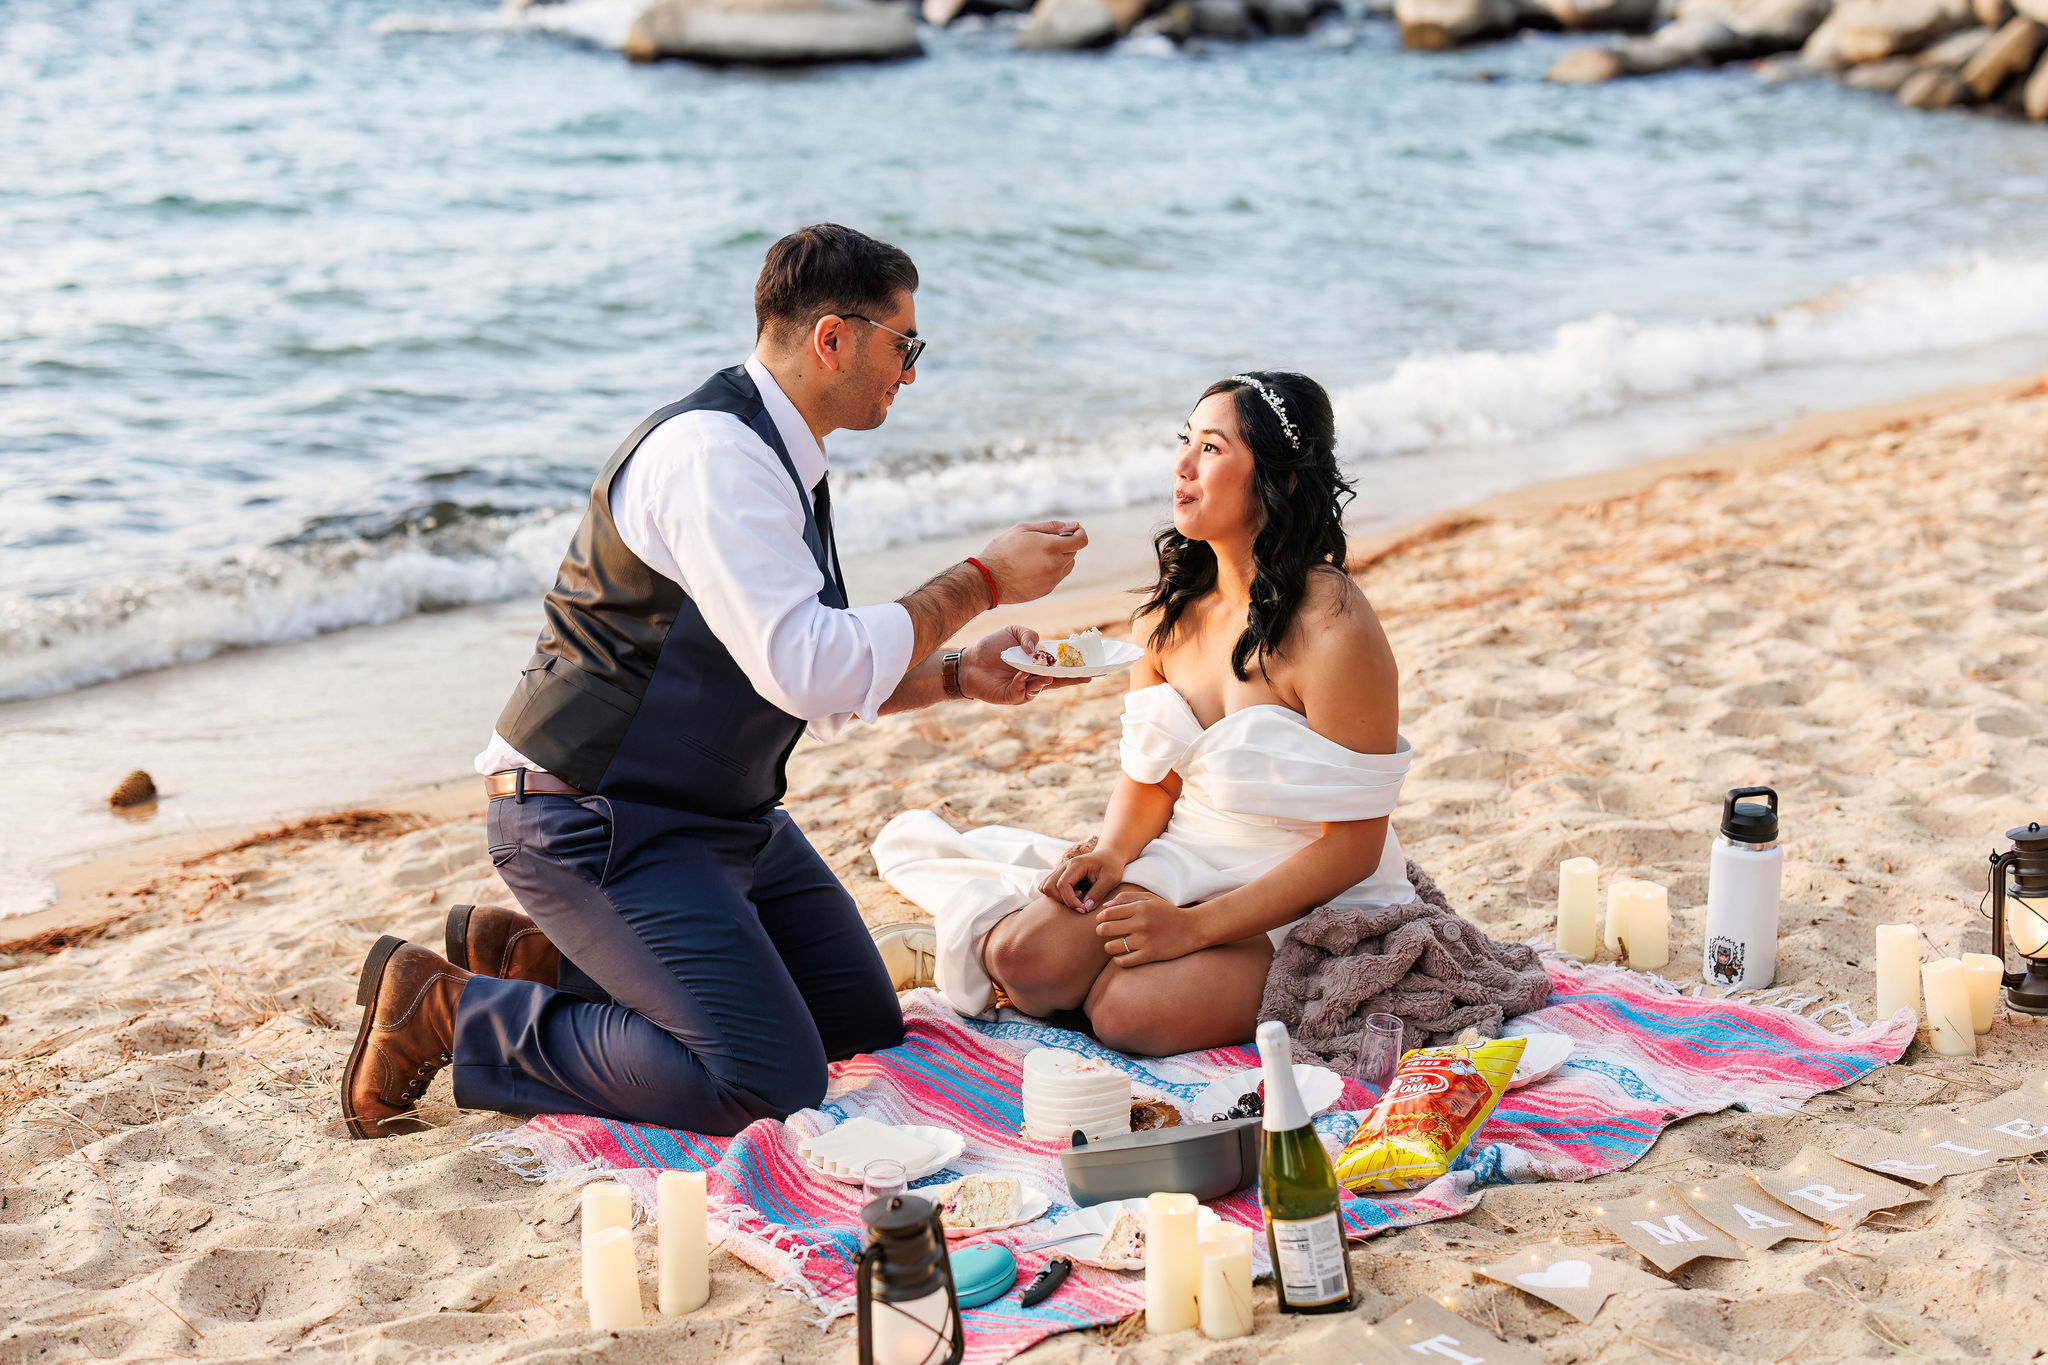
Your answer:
[1675,1175,1825,1250]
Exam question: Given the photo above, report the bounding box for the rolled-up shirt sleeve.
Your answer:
[613,414,915,739]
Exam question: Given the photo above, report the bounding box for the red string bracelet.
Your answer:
[963,556,1000,610]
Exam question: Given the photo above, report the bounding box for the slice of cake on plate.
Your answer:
[939,1174,1022,1229]
[1096,1209,1146,1268]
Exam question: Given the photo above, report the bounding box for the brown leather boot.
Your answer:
[340,936,470,1139]
[444,903,559,987]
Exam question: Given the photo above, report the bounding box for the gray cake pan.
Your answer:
[1058,1118,1262,1206]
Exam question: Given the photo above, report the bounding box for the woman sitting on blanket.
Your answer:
[873,371,1419,1057]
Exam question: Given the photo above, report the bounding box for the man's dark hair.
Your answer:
[754,224,919,346]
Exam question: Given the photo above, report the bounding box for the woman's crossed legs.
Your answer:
[981,886,1272,1056]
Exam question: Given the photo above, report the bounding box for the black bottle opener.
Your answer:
[1019,1255,1072,1308]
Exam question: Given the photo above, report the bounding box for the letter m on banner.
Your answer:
[1629,1215,1709,1247]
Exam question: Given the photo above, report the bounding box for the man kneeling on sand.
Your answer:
[341,224,1087,1138]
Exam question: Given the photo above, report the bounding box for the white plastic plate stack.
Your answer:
[1021,1047,1132,1143]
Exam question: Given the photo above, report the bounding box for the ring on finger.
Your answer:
[1116,935,1131,955]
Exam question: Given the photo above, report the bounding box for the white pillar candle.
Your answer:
[1145,1192,1200,1335]
[657,1170,709,1316]
[1960,953,2003,1034]
[583,1226,645,1329]
[1197,1227,1254,1341]
[1874,925,1919,1025]
[1622,881,1670,971]
[582,1181,634,1306]
[1603,879,1639,955]
[1557,858,1599,958]
[1922,958,1975,1057]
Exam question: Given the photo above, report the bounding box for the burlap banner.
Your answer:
[1673,1173,1826,1250]
[1754,1146,1926,1228]
[1475,1246,1673,1324]
[1600,1186,1748,1273]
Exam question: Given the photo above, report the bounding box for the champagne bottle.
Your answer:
[1255,1020,1354,1314]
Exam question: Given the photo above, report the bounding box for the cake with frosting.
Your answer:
[1021,1047,1132,1142]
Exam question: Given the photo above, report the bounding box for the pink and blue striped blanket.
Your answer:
[478,960,1912,1363]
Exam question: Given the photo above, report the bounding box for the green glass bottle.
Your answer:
[1256,1020,1354,1314]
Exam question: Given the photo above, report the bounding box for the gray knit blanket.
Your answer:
[1258,861,1552,1073]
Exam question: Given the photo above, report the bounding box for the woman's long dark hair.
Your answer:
[1136,371,1354,681]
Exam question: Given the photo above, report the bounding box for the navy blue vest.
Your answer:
[494,366,846,818]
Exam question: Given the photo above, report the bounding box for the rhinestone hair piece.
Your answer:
[1228,373,1300,452]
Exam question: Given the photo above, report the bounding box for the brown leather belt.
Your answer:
[484,769,588,801]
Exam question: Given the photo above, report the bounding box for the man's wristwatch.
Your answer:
[941,650,966,700]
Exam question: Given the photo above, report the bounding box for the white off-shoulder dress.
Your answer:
[871,683,1418,1018]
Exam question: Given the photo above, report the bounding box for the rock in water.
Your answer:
[1803,0,1969,65]
[1961,14,2045,91]
[1396,0,1520,46]
[1916,22,1995,63]
[2028,44,2048,113]
[1843,53,1922,83]
[109,770,157,807]
[1191,0,1258,35]
[1896,62,1972,95]
[1014,0,1120,44]
[1533,0,1659,27]
[1548,42,1631,74]
[1680,0,1831,47]
[625,0,923,63]
[1248,0,1324,32]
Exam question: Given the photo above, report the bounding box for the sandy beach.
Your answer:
[4,376,2047,1364]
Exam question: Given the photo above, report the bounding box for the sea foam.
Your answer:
[5,252,2046,704]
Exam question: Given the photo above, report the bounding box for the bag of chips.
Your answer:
[1333,1036,1525,1192]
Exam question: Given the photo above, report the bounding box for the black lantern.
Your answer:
[1985,821,2048,1017]
[855,1195,965,1365]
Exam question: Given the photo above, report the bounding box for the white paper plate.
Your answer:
[1191,1064,1344,1121]
[1000,638,1144,680]
[799,1123,965,1185]
[927,1178,1053,1237]
[1502,1031,1575,1089]
[1036,1197,1225,1270]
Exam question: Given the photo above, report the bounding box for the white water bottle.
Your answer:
[1702,786,1782,990]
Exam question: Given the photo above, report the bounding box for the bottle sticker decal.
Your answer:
[1707,936,1745,985]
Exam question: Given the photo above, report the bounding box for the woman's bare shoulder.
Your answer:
[1297,569,1394,671]
[1291,569,1397,751]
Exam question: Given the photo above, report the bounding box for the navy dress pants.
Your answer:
[451,792,905,1135]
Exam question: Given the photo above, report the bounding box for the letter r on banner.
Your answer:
[1732,1203,1793,1231]
[1630,1215,1708,1247]
[1787,1185,1864,1213]
[1410,1336,1486,1365]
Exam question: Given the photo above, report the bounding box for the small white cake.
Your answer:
[1021,1047,1132,1143]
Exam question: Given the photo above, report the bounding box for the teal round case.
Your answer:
[948,1244,1017,1309]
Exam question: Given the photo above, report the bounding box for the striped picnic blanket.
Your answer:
[477,959,1912,1363]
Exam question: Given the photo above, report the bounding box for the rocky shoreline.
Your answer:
[599,0,2048,121]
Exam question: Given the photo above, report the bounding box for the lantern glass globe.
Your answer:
[2010,899,2048,959]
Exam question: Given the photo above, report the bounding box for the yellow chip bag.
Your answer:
[1334,1036,1525,1193]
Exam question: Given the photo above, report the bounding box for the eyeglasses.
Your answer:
[841,314,925,374]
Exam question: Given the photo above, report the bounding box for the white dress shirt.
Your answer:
[475,356,916,777]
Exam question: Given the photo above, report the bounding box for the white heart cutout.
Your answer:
[1517,1259,1593,1290]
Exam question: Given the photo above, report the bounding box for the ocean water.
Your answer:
[5,0,2048,707]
